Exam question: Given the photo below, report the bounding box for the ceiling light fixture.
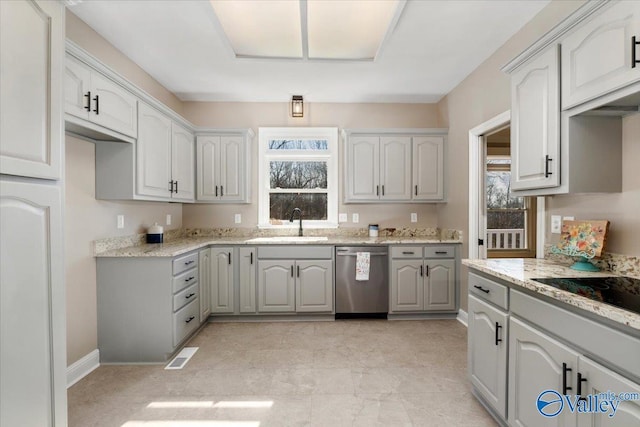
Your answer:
[292,95,304,118]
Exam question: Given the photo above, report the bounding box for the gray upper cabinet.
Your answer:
[561,1,640,110]
[1,0,64,180]
[196,133,251,203]
[137,102,173,198]
[344,130,447,203]
[171,122,196,201]
[412,136,444,201]
[64,55,138,139]
[510,45,560,191]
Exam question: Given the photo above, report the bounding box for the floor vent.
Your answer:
[165,347,198,370]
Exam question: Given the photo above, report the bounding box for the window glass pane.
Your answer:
[487,210,525,230]
[269,139,328,150]
[269,193,327,221]
[487,159,511,165]
[486,171,524,209]
[270,161,327,189]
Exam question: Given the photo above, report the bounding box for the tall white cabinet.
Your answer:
[0,0,67,425]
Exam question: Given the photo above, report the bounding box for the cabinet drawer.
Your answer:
[390,246,423,259]
[469,272,508,310]
[173,252,198,275]
[424,246,455,258]
[173,283,199,312]
[172,267,198,293]
[173,299,199,347]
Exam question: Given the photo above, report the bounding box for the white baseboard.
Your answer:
[457,309,468,327]
[67,349,100,388]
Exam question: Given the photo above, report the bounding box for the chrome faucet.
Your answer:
[289,208,303,236]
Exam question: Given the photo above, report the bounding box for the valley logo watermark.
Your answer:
[537,389,639,418]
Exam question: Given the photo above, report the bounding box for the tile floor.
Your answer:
[68,319,497,426]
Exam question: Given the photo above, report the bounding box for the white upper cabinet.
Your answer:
[380,137,412,200]
[561,1,640,110]
[196,134,250,203]
[64,55,137,139]
[1,0,64,180]
[137,103,173,199]
[171,123,196,201]
[412,136,444,201]
[346,136,380,201]
[510,45,560,191]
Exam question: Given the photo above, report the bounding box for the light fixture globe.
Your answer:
[291,95,304,118]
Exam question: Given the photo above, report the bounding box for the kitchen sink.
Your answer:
[246,236,329,243]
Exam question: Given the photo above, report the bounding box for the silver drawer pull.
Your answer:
[185,316,195,324]
[185,276,195,282]
[474,285,490,294]
[435,251,448,254]
[184,260,195,266]
[402,251,415,255]
[185,293,195,299]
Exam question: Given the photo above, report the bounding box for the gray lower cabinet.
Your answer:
[198,248,211,322]
[97,251,200,363]
[210,247,234,313]
[258,260,296,312]
[239,247,257,313]
[389,245,457,313]
[468,294,508,419]
[296,260,333,313]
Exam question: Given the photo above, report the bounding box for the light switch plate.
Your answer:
[166,214,172,226]
[234,213,242,224]
[551,215,562,234]
[352,213,359,223]
[563,216,575,221]
[410,213,418,223]
[338,213,348,223]
[117,215,124,229]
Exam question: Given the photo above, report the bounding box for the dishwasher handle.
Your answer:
[336,252,388,257]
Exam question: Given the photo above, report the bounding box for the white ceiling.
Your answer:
[67,0,550,103]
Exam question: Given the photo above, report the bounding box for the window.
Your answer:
[486,156,536,258]
[258,127,338,228]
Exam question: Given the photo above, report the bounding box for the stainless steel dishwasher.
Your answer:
[335,246,388,317]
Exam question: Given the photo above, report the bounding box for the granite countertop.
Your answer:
[462,258,640,332]
[96,236,462,258]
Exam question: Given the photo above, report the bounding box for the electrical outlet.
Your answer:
[411,213,418,223]
[117,215,124,229]
[166,214,172,226]
[352,213,359,223]
[563,216,575,221]
[338,213,348,223]
[234,213,242,224]
[551,215,562,234]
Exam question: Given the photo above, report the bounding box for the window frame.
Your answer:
[258,127,339,229]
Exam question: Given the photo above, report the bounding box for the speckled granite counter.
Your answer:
[96,236,462,258]
[462,258,640,332]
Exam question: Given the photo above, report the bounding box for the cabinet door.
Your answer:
[210,248,234,313]
[577,356,640,427]
[424,259,455,311]
[413,136,444,200]
[64,55,91,120]
[1,179,67,427]
[0,0,63,180]
[196,136,220,201]
[296,260,333,313]
[390,260,423,312]
[258,260,295,312]
[198,248,211,322]
[468,295,508,419]
[511,45,560,191]
[380,136,412,200]
[346,136,380,201]
[509,317,579,427]
[562,1,640,109]
[220,136,245,201]
[89,72,137,138]
[171,123,195,202]
[136,103,172,199]
[239,247,257,313]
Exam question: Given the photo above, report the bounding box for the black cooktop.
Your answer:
[532,277,640,315]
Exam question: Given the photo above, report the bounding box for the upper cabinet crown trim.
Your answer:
[501,0,611,74]
[342,128,448,137]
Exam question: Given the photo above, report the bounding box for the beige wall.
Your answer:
[66,10,184,115]
[182,102,444,229]
[65,136,183,365]
[546,114,640,255]
[436,0,586,312]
